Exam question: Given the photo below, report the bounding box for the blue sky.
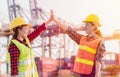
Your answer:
[1,0,120,35]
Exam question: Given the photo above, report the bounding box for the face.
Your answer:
[18,26,30,39]
[84,22,95,35]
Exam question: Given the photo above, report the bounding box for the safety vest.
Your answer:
[7,38,38,77]
[73,36,101,74]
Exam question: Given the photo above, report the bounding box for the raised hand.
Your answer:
[50,10,54,21]
[45,10,54,25]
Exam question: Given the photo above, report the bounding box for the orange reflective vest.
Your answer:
[73,36,101,74]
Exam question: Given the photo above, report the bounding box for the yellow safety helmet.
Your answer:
[83,14,101,27]
[10,17,32,30]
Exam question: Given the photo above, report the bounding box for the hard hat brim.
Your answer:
[82,21,101,27]
[10,23,32,30]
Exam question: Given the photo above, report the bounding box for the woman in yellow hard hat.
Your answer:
[53,13,105,77]
[7,11,53,77]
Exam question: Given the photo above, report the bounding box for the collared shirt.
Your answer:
[66,26,105,63]
[8,23,46,75]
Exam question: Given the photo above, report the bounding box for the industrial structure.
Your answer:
[0,0,120,77]
[0,0,71,76]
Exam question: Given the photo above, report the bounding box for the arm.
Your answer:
[28,23,46,42]
[8,43,20,76]
[53,18,68,31]
[28,10,53,42]
[95,40,105,77]
[53,18,83,44]
[66,26,83,44]
[73,26,85,31]
[95,60,101,77]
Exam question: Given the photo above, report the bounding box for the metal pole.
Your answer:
[49,30,51,57]
[63,34,66,58]
[7,0,11,22]
[34,0,38,19]
[12,0,17,18]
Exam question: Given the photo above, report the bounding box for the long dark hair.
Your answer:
[12,25,25,39]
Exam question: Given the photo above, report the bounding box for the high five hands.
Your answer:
[45,10,54,25]
[46,10,84,32]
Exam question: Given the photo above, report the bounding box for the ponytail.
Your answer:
[94,26,103,38]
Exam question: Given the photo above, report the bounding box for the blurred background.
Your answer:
[0,0,120,77]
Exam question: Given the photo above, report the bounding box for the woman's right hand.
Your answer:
[52,11,68,31]
[45,10,54,26]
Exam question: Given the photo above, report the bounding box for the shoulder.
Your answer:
[97,39,105,53]
[99,40,105,47]
[8,42,18,51]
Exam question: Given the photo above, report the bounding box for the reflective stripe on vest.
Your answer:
[73,36,101,74]
[79,45,96,54]
[11,39,38,77]
[18,68,38,77]
[19,58,34,66]
[75,57,94,66]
